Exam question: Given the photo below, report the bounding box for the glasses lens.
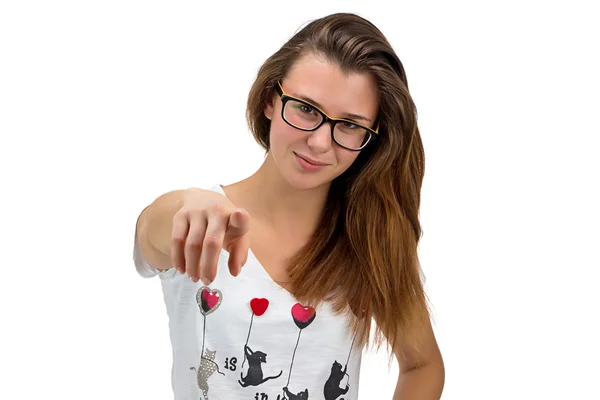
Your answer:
[333,123,370,150]
[283,100,323,130]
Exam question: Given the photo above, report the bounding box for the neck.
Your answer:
[226,152,329,240]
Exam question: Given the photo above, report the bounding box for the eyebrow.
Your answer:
[291,92,372,123]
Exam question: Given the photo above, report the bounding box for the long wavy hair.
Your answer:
[246,13,430,357]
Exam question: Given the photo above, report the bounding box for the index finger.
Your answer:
[227,235,250,277]
[226,209,250,277]
[225,208,250,239]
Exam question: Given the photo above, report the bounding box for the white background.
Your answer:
[1,1,598,399]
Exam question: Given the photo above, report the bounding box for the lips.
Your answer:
[294,153,329,166]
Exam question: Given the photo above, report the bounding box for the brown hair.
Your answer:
[247,13,429,358]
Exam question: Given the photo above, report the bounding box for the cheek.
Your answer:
[335,148,360,169]
[270,119,305,148]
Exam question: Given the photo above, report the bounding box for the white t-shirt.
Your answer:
[134,185,362,400]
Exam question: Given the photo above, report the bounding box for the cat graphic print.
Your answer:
[189,284,357,400]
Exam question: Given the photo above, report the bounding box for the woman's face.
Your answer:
[264,52,379,190]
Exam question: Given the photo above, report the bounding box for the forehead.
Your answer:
[284,52,379,119]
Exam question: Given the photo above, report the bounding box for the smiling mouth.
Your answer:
[294,153,329,166]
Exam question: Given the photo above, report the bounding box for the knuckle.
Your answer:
[178,206,202,219]
[173,208,189,219]
[189,207,206,218]
[209,202,228,216]
[203,234,222,249]
[171,235,186,246]
[185,237,203,250]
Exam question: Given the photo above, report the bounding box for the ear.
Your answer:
[264,90,275,120]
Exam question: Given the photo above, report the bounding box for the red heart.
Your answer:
[291,303,316,329]
[203,289,219,309]
[250,298,269,316]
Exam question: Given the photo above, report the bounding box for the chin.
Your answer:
[284,174,329,191]
[281,167,333,191]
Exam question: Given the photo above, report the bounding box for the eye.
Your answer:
[342,121,359,129]
[299,104,315,114]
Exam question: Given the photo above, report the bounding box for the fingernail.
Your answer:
[201,277,210,286]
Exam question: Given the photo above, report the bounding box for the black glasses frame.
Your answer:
[274,81,379,151]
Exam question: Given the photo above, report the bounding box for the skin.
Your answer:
[221,52,380,289]
[229,52,444,398]
[138,51,444,398]
[264,52,379,192]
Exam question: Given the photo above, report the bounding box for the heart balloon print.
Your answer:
[242,297,270,369]
[279,302,317,395]
[291,303,316,330]
[196,287,222,316]
[250,298,269,316]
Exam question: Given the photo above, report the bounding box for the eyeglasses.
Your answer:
[274,81,379,151]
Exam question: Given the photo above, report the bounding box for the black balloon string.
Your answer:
[242,312,255,368]
[286,329,303,387]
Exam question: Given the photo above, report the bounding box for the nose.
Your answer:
[306,122,333,153]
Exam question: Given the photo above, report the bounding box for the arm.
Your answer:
[391,318,445,400]
[136,190,186,272]
[135,187,250,281]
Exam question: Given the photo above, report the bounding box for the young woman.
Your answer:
[135,12,444,400]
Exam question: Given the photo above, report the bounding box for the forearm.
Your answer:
[137,190,185,270]
[393,361,445,400]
